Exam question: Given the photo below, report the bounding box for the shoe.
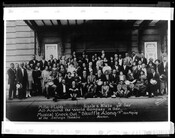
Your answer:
[53,98,57,102]
[146,92,149,96]
[72,97,77,100]
[151,93,154,97]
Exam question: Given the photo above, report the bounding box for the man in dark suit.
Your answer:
[147,68,160,97]
[39,55,48,70]
[118,54,123,66]
[7,63,16,100]
[140,52,147,65]
[29,55,38,69]
[48,54,55,67]
[132,51,140,65]
[159,56,168,94]
[16,62,28,99]
[120,60,130,76]
[53,79,69,102]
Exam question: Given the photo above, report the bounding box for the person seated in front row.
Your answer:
[65,72,73,89]
[85,82,96,98]
[45,75,57,99]
[116,80,129,98]
[85,70,97,98]
[101,81,110,98]
[111,69,119,98]
[69,81,79,100]
[53,79,69,102]
[125,69,136,96]
[134,70,148,97]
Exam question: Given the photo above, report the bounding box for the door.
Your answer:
[45,44,58,61]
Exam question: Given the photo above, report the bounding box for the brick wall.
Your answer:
[5,20,35,91]
[6,20,35,69]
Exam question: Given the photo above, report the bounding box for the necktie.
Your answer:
[156,66,159,73]
[22,69,24,77]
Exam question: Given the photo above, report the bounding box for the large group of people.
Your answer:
[7,50,168,101]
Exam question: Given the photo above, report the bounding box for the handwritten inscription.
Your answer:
[37,103,138,120]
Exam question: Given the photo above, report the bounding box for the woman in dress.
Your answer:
[26,64,33,97]
[50,63,58,79]
[41,66,50,95]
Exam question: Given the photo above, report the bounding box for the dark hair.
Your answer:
[155,59,160,63]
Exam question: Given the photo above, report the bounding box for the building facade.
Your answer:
[6,20,168,68]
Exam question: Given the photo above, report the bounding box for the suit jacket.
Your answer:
[39,60,48,70]
[132,55,140,65]
[16,67,28,87]
[120,65,130,76]
[140,57,147,65]
[29,59,38,69]
[48,59,55,67]
[111,74,119,84]
[147,72,160,84]
[56,83,69,95]
[7,68,16,84]
[112,65,121,71]
[118,58,123,66]
[159,62,168,76]
[32,70,41,84]
[104,74,112,82]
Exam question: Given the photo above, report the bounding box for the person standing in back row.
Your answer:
[7,63,16,100]
[29,55,38,69]
[16,62,28,99]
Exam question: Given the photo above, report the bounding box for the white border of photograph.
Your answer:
[2,7,174,135]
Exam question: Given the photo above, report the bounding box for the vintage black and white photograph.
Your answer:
[5,19,169,122]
